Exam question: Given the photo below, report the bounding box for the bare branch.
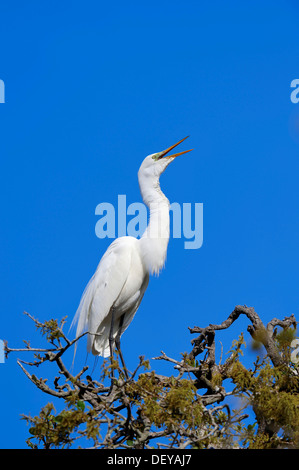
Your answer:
[7,306,299,449]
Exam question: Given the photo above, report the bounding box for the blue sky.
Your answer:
[1,0,299,448]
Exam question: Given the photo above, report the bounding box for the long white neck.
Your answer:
[139,178,170,276]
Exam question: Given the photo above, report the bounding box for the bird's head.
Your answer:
[138,136,193,182]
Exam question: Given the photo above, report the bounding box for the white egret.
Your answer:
[72,137,192,368]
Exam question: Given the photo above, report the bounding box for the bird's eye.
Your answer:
[152,153,160,161]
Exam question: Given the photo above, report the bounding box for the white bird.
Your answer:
[71,137,192,368]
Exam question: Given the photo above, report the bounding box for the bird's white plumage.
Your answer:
[72,137,192,358]
[72,236,149,356]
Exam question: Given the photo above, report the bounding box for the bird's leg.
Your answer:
[115,313,131,424]
[115,313,129,380]
[107,311,128,396]
[109,308,116,379]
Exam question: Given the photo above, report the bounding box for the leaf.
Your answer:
[77,400,85,411]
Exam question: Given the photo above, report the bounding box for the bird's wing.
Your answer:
[71,237,134,352]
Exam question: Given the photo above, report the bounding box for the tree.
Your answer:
[5,305,299,449]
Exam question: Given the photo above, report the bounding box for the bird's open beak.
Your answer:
[157,136,193,160]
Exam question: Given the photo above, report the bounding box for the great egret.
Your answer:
[72,137,192,367]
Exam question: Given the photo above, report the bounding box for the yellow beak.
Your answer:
[158,136,193,160]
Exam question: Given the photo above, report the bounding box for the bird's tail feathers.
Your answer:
[69,273,97,367]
